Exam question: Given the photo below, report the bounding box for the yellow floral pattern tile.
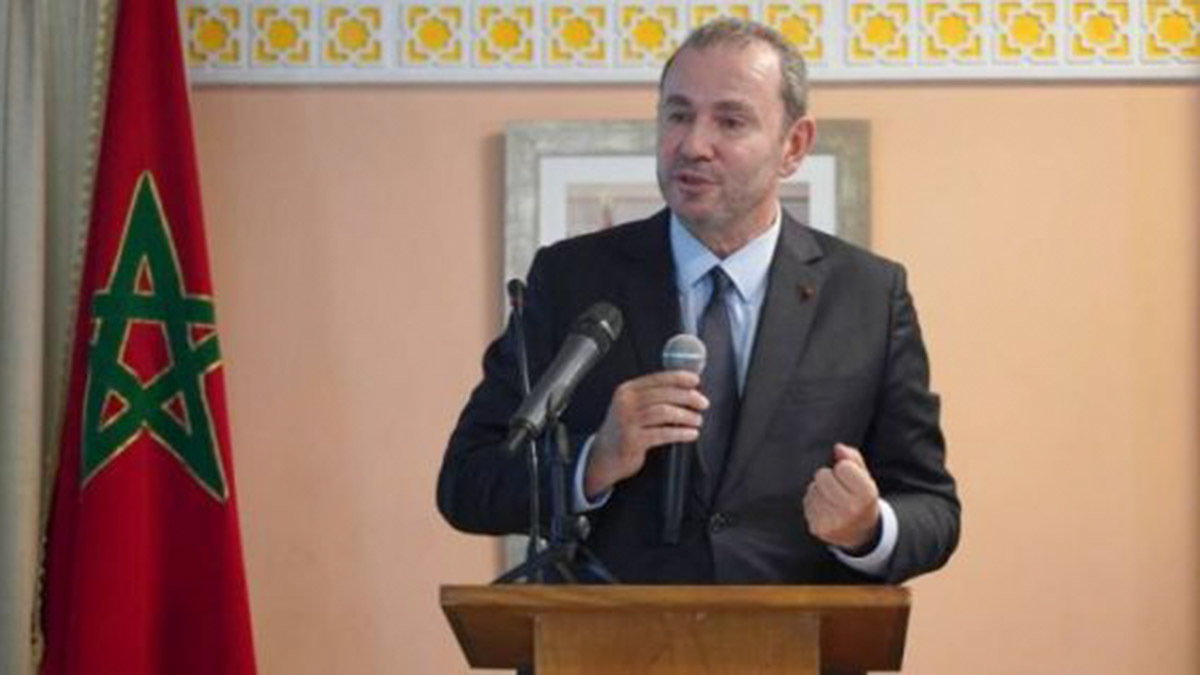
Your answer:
[324,5,384,65]
[252,4,315,66]
[475,3,537,66]
[849,1,913,63]
[186,4,243,66]
[922,1,986,62]
[996,0,1059,61]
[547,4,610,66]
[403,3,466,66]
[618,2,682,65]
[691,2,754,26]
[1069,0,1132,60]
[766,3,826,62]
[1144,0,1199,60]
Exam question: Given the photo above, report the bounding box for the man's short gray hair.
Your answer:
[660,18,809,125]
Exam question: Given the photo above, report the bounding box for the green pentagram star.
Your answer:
[82,171,228,500]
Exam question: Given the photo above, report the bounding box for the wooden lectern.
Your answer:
[440,585,909,674]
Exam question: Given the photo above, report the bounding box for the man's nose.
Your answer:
[678,120,715,160]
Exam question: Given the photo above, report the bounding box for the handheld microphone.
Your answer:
[505,303,624,453]
[661,333,706,545]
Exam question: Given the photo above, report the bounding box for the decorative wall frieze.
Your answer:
[184,0,1200,83]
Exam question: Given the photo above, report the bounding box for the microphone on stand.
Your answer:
[661,333,706,545]
[505,303,624,453]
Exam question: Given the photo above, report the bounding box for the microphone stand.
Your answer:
[494,397,616,585]
[494,281,615,585]
[505,280,542,581]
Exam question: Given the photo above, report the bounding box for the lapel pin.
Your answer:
[797,284,817,302]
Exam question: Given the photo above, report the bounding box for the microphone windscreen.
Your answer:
[662,333,706,374]
[572,302,624,351]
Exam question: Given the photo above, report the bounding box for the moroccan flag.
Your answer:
[40,0,256,672]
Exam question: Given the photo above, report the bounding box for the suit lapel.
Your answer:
[716,215,825,503]
[614,210,680,376]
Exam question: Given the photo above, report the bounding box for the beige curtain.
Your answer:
[0,1,110,672]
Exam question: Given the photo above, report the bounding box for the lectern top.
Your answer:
[440,585,910,672]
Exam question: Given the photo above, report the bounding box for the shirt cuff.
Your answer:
[830,498,898,577]
[572,434,612,512]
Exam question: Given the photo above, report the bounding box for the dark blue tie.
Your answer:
[697,267,739,499]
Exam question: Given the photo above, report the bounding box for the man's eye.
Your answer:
[719,117,746,130]
[664,111,690,124]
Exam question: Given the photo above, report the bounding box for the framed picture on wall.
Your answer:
[504,119,870,283]
[499,119,871,569]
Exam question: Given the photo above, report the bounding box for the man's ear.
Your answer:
[779,116,817,178]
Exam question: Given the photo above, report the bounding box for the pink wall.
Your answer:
[191,83,1198,673]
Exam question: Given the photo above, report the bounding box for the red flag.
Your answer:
[41,0,256,672]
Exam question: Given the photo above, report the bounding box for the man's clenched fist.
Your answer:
[802,443,881,551]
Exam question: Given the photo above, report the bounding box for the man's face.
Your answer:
[656,42,810,247]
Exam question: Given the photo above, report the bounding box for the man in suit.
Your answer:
[438,19,959,585]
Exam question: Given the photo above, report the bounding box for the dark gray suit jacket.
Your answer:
[438,209,959,584]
